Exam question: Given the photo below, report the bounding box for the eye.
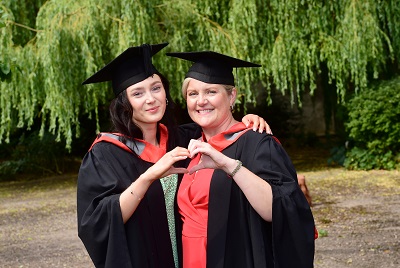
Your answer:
[130,91,143,97]
[207,89,217,95]
[187,91,198,97]
[152,86,162,92]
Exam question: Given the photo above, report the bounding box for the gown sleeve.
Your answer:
[245,135,315,268]
[77,143,135,268]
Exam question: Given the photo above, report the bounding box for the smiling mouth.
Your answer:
[147,106,159,112]
[197,109,213,114]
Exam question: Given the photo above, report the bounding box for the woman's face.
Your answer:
[186,79,235,134]
[126,74,167,128]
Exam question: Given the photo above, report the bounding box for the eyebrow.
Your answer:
[187,86,219,91]
[128,80,162,92]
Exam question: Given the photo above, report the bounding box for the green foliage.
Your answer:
[0,0,399,151]
[0,130,73,181]
[4,0,46,46]
[344,76,400,170]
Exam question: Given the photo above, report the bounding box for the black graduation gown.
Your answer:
[207,131,315,268]
[77,124,201,268]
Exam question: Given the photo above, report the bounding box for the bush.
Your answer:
[0,131,76,181]
[344,77,400,170]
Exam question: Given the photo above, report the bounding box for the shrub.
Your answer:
[344,77,400,170]
[0,131,74,181]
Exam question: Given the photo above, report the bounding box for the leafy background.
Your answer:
[1,0,399,175]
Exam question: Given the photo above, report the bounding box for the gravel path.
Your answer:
[0,168,399,268]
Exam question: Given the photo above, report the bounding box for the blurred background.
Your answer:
[0,0,399,179]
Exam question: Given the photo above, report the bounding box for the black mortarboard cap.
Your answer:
[166,51,261,86]
[82,43,168,96]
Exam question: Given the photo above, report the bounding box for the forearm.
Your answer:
[119,147,190,223]
[119,173,153,223]
[225,160,273,221]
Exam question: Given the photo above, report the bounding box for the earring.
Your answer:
[166,98,169,105]
[230,104,234,112]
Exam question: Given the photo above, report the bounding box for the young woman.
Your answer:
[77,43,271,268]
[168,51,316,268]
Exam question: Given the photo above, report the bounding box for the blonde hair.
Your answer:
[181,78,192,99]
[181,77,235,99]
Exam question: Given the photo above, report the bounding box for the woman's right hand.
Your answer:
[145,147,190,181]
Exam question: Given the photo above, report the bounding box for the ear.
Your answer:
[230,87,237,106]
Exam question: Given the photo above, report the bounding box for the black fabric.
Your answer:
[77,124,201,268]
[166,51,261,86]
[82,43,168,96]
[206,131,315,268]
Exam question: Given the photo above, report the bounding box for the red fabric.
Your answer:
[179,154,213,268]
[133,123,168,162]
[205,122,250,151]
[89,133,131,153]
[89,124,168,163]
[178,123,250,268]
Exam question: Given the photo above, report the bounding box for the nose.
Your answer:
[197,93,208,106]
[145,92,156,104]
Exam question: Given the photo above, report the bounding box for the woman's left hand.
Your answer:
[187,139,234,174]
[242,114,273,134]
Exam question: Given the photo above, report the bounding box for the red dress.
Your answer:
[178,153,213,268]
[177,123,250,268]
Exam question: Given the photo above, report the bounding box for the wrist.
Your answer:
[225,159,237,174]
[139,168,158,183]
[227,160,243,177]
[136,173,154,188]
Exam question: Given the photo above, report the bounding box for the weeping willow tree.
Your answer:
[1,0,399,149]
